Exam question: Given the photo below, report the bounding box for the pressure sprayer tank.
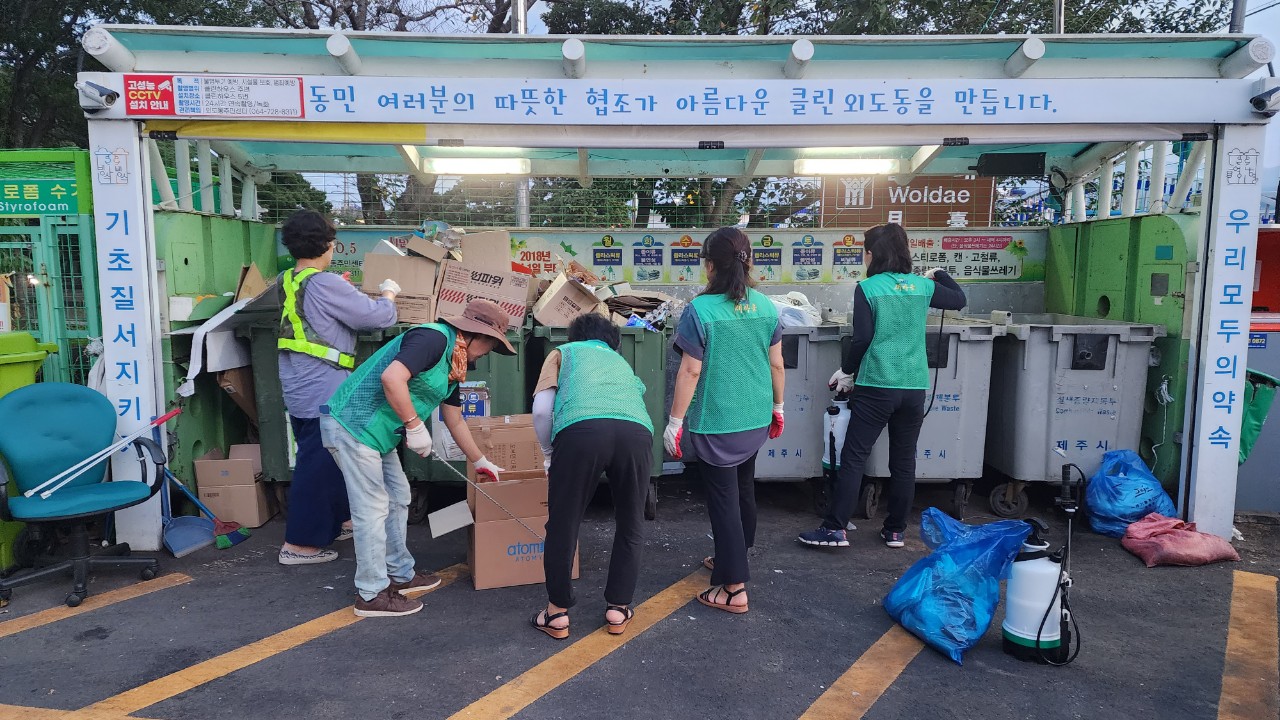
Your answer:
[823,396,850,470]
[1001,537,1063,663]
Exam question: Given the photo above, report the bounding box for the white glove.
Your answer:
[541,445,553,474]
[663,416,684,459]
[379,278,402,295]
[404,422,432,457]
[923,267,941,279]
[474,456,504,482]
[828,369,855,393]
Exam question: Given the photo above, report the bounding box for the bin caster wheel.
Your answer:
[950,481,972,519]
[858,481,880,520]
[989,483,1029,518]
[140,566,157,581]
[408,485,430,525]
[0,589,11,608]
[811,476,832,517]
[644,481,657,521]
[65,591,85,608]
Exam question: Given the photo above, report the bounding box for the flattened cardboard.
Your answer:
[217,367,258,425]
[428,500,474,538]
[361,252,440,324]
[436,261,529,329]
[406,236,450,263]
[532,274,603,327]
[460,230,513,276]
[198,481,273,528]
[469,516,579,590]
[235,263,268,302]
[464,415,545,474]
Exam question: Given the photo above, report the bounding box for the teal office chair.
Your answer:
[0,383,164,607]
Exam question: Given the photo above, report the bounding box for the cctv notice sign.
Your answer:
[124,75,305,119]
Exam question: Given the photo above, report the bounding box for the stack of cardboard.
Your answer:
[193,445,274,528]
[360,229,529,328]
[465,414,578,590]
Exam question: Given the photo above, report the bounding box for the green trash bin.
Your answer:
[0,331,57,571]
[1240,369,1279,465]
[532,324,669,477]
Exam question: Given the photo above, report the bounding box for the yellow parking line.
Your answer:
[798,625,923,720]
[0,703,161,720]
[0,573,192,639]
[448,568,709,720]
[84,564,466,716]
[1218,570,1279,720]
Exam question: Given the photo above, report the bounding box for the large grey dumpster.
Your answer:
[756,324,846,481]
[985,314,1164,516]
[864,316,1006,518]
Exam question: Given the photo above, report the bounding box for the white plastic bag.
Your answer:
[768,292,822,327]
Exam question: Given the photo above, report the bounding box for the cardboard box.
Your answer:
[467,472,549,522]
[361,251,441,324]
[460,230,513,276]
[217,367,258,425]
[593,281,634,301]
[193,447,273,527]
[406,236,450,264]
[436,261,530,329]
[464,414,545,477]
[433,385,489,461]
[532,274,604,327]
[469,516,578,591]
[198,482,273,528]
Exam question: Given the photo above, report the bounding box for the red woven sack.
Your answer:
[1121,513,1240,568]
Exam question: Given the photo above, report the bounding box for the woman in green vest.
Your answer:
[321,299,512,618]
[528,313,654,639]
[799,222,966,549]
[276,210,401,566]
[665,227,785,615]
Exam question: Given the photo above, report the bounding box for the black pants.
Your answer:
[700,453,758,586]
[285,415,350,547]
[544,419,653,609]
[824,386,925,534]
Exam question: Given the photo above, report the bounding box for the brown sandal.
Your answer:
[605,604,634,635]
[702,556,715,571]
[697,585,748,614]
[531,609,569,640]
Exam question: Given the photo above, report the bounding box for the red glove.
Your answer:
[341,271,353,284]
[768,404,785,439]
[663,417,684,459]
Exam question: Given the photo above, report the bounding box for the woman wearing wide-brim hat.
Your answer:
[322,298,516,618]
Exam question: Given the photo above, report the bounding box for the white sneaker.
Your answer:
[279,548,339,565]
[335,526,354,542]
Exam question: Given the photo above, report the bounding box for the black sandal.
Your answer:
[605,604,634,635]
[531,609,569,640]
[697,585,749,614]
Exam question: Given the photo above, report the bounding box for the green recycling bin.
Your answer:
[532,324,669,477]
[0,332,58,400]
[1240,369,1279,465]
[0,331,57,571]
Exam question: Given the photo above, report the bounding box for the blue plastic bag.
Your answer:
[1085,449,1176,538]
[883,508,1032,665]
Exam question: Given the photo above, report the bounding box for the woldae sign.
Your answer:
[822,175,995,227]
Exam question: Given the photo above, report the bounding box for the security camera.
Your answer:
[75,81,119,114]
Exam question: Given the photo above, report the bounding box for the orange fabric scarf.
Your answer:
[448,334,468,383]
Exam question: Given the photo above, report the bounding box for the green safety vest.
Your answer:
[278,268,355,370]
[856,272,935,390]
[686,288,777,434]
[327,323,457,454]
[552,340,653,439]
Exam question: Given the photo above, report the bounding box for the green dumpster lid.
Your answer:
[0,332,57,356]
[1247,368,1279,387]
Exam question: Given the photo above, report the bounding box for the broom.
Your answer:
[164,468,251,548]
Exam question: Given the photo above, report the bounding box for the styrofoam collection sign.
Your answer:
[110,73,1260,125]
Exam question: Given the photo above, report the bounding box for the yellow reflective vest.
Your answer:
[277,267,355,369]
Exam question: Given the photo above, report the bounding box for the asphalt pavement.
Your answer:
[1,477,1277,720]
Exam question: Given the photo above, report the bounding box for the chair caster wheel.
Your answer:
[65,592,85,608]
[140,566,157,581]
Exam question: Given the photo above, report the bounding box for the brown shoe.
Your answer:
[389,571,443,597]
[354,588,423,618]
